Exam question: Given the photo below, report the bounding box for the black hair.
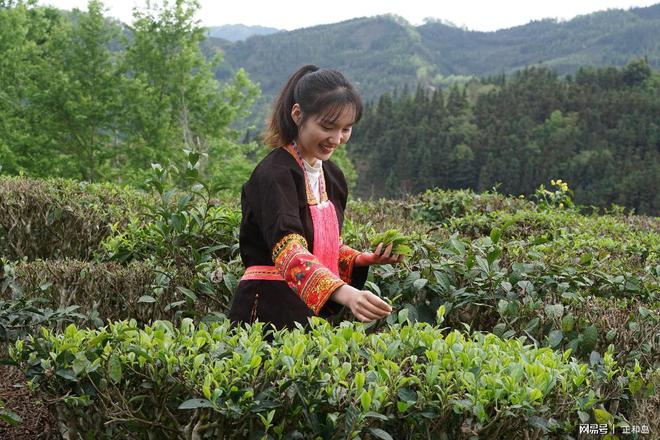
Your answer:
[263,64,363,148]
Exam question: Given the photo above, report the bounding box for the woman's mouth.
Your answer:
[320,144,336,154]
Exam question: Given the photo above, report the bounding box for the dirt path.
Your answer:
[0,363,57,439]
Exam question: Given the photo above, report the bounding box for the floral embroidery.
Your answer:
[272,233,345,315]
[338,244,361,284]
[273,233,308,259]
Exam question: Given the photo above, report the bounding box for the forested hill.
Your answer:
[346,63,660,215]
[207,24,281,41]
[211,4,660,100]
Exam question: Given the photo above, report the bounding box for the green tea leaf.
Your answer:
[606,328,617,341]
[360,390,372,412]
[397,387,417,403]
[108,355,122,384]
[177,286,197,302]
[524,317,540,333]
[487,248,502,265]
[364,411,389,421]
[490,227,502,244]
[355,371,365,392]
[178,398,214,410]
[369,428,394,440]
[498,300,509,316]
[581,326,598,353]
[436,305,446,325]
[413,278,428,290]
[544,303,564,319]
[593,408,613,425]
[398,309,409,324]
[491,321,506,336]
[55,368,77,381]
[577,411,590,423]
[548,330,563,348]
[0,409,22,426]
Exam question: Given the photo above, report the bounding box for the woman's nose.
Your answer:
[329,131,341,145]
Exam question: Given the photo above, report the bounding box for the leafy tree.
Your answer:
[0,0,259,187]
[44,0,123,181]
[119,0,259,182]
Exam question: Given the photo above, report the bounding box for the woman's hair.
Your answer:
[263,64,363,148]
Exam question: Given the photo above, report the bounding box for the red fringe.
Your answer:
[309,201,340,276]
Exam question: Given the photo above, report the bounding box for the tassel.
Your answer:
[310,201,340,276]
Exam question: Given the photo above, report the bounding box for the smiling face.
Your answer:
[291,103,355,165]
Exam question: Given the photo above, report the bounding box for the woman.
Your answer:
[228,65,404,332]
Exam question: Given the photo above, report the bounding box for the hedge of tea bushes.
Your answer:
[408,188,530,225]
[1,258,243,331]
[407,189,658,270]
[2,182,656,342]
[405,186,657,253]
[96,204,242,264]
[11,317,656,439]
[438,209,658,273]
[342,206,658,370]
[2,178,658,437]
[363,230,658,369]
[0,177,146,261]
[2,178,657,370]
[0,174,244,339]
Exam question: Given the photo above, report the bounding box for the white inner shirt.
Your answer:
[303,159,322,202]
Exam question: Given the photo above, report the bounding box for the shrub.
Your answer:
[1,259,86,347]
[362,231,658,369]
[96,150,242,314]
[6,259,241,326]
[410,187,529,225]
[0,177,145,261]
[12,318,654,439]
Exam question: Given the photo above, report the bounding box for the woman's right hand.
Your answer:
[330,285,392,322]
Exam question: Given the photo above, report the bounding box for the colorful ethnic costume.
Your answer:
[228,143,369,330]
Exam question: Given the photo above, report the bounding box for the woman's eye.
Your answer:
[320,125,351,132]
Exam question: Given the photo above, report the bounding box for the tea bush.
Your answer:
[3,258,243,329]
[0,177,146,261]
[11,318,656,439]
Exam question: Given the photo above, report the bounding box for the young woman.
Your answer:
[228,65,405,332]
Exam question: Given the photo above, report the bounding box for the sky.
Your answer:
[42,0,659,32]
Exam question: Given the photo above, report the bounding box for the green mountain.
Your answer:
[211,4,660,101]
[207,24,281,41]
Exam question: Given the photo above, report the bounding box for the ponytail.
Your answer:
[263,64,363,148]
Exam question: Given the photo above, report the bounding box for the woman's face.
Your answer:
[292,103,354,165]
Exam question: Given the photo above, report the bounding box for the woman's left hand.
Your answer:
[355,242,405,266]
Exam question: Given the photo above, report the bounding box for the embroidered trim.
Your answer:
[242,266,283,281]
[272,233,308,261]
[338,244,361,284]
[283,143,329,205]
[271,233,345,315]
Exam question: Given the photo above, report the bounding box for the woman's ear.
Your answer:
[291,103,302,126]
